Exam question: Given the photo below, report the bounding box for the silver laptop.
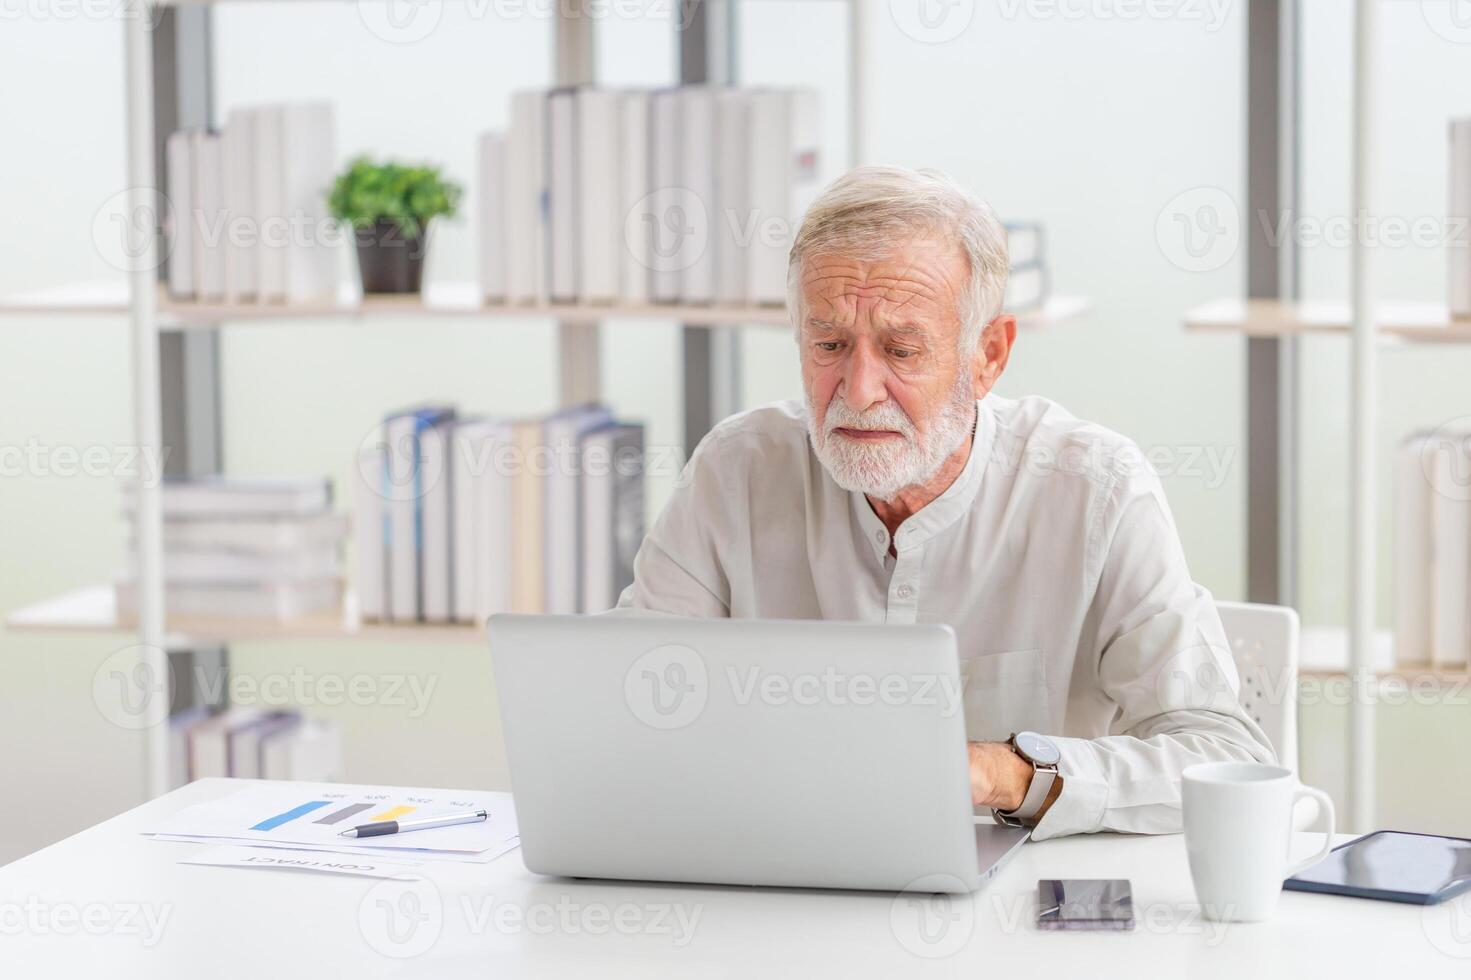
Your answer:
[489,614,1028,893]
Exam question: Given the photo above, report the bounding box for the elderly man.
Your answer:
[616,165,1274,840]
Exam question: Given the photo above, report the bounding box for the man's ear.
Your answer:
[971,314,1017,396]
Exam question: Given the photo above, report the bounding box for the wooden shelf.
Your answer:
[1298,626,1469,681]
[1184,298,1471,343]
[0,281,1091,331]
[4,585,482,649]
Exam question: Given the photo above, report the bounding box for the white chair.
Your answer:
[1215,600,1320,829]
[1215,599,1300,774]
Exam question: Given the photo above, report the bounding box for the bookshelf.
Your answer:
[9,1,1096,803]
[0,281,1091,330]
[1183,298,1471,343]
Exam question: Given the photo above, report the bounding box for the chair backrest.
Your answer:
[1214,600,1300,774]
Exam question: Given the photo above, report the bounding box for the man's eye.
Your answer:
[888,348,917,359]
[816,341,843,352]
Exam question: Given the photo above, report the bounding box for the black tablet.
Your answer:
[1284,830,1471,905]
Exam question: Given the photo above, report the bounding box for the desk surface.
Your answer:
[2,779,1466,978]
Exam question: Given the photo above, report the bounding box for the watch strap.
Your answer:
[999,765,1057,823]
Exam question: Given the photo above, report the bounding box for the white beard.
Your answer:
[805,374,977,502]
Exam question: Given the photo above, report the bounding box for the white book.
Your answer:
[747,88,821,305]
[254,104,287,303]
[420,419,454,623]
[188,707,266,779]
[477,132,507,302]
[577,87,622,304]
[167,705,210,787]
[506,90,547,304]
[580,423,644,613]
[1005,222,1044,267]
[280,102,338,303]
[134,512,349,553]
[1431,435,1471,667]
[116,579,343,621]
[260,718,341,782]
[619,91,652,304]
[191,131,227,302]
[138,548,340,584]
[352,446,387,621]
[1394,434,1434,665]
[166,130,195,298]
[385,414,421,622]
[451,422,480,624]
[543,405,613,614]
[649,88,682,303]
[123,477,332,517]
[451,419,515,624]
[222,108,258,301]
[678,86,716,304]
[510,418,545,614]
[548,87,579,303]
[1450,118,1471,319]
[714,88,751,306]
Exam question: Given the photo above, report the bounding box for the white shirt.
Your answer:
[616,395,1275,840]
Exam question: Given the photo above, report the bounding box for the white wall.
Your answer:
[3,3,1469,865]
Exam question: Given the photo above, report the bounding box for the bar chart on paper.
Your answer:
[147,782,519,861]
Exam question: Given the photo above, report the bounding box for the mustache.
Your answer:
[822,401,916,438]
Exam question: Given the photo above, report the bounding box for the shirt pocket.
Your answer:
[958,648,1051,742]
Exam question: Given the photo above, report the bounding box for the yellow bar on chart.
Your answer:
[365,805,417,822]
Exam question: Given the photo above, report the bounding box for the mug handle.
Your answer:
[1284,785,1336,878]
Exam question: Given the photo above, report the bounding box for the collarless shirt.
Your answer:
[616,395,1275,840]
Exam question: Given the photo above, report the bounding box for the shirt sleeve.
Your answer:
[612,430,733,619]
[1030,471,1277,841]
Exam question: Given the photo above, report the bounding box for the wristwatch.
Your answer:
[993,731,1063,828]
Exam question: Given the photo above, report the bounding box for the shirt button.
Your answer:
[896,584,914,600]
[875,530,886,544]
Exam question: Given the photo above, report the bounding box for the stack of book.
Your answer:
[1004,222,1048,313]
[119,477,348,622]
[164,102,338,304]
[477,85,821,308]
[169,706,341,790]
[1395,430,1471,668]
[354,403,645,625]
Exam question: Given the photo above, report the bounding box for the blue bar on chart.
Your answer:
[251,800,333,832]
[312,802,376,826]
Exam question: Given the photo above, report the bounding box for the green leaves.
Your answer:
[327,157,462,238]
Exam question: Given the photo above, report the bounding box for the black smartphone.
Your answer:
[1036,879,1135,931]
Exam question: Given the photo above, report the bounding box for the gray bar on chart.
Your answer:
[313,803,375,826]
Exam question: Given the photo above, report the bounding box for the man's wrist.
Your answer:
[970,741,1034,811]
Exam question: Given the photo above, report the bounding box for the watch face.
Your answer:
[1015,731,1061,766]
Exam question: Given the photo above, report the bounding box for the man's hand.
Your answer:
[967,741,1033,811]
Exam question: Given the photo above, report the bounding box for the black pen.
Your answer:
[339,809,489,839]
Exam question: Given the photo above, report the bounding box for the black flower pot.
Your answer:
[353,219,430,294]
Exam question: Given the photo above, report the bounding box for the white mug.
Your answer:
[1181,761,1335,922]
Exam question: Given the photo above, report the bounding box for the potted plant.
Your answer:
[328,157,462,294]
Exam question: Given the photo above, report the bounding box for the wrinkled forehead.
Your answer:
[797,237,969,332]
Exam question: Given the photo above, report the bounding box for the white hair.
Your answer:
[786,165,1010,354]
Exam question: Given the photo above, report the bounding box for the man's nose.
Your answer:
[842,343,888,413]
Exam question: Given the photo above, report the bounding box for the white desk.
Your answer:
[1,779,1465,977]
